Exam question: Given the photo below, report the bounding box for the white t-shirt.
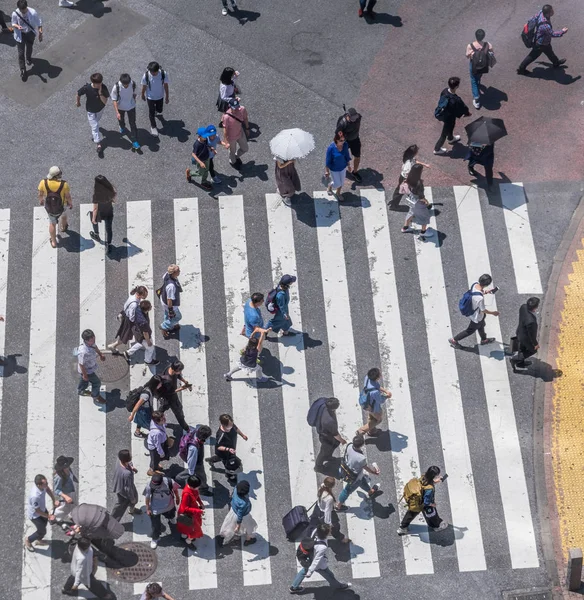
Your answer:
[400,158,416,179]
[141,70,169,101]
[111,81,137,111]
[27,485,46,519]
[469,283,486,323]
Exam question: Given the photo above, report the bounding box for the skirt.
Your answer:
[219,508,258,543]
[133,404,152,430]
[275,162,301,198]
[114,314,135,345]
[413,201,431,226]
[330,168,346,189]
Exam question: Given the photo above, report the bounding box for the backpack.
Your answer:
[43,179,65,217]
[470,42,489,74]
[125,386,146,412]
[339,444,359,483]
[178,427,201,462]
[521,13,542,48]
[144,67,166,88]
[113,80,136,99]
[296,536,325,569]
[306,397,327,431]
[265,288,279,314]
[434,94,450,121]
[458,283,482,317]
[358,379,376,411]
[402,477,431,512]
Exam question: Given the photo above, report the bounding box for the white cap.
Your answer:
[47,166,62,180]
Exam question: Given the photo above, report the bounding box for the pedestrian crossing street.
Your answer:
[6,181,548,598]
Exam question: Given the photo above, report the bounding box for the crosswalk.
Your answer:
[6,182,545,598]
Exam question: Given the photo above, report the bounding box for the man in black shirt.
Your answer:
[156,360,191,432]
[76,72,109,157]
[433,77,471,156]
[511,297,540,371]
[315,398,347,473]
[336,107,363,182]
[186,127,212,191]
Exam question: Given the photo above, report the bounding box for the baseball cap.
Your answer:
[47,166,62,179]
[197,126,210,138]
[205,125,217,137]
[280,274,297,286]
[347,107,360,122]
[228,98,240,109]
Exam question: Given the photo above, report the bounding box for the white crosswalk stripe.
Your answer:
[0,210,10,447]
[14,186,544,597]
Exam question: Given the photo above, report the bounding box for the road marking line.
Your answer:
[0,209,10,445]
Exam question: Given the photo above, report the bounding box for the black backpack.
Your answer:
[144,67,166,88]
[521,13,542,48]
[113,80,136,99]
[265,288,279,314]
[43,179,65,217]
[296,536,325,569]
[470,42,489,74]
[125,386,146,412]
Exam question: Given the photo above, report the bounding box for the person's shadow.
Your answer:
[27,58,62,84]
[238,160,269,181]
[364,12,402,26]
[0,22,16,47]
[0,354,27,377]
[513,358,562,381]
[158,117,191,143]
[229,7,260,25]
[479,85,508,110]
[529,62,581,85]
[352,167,385,191]
[71,0,112,17]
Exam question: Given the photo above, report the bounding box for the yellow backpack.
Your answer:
[402,477,431,512]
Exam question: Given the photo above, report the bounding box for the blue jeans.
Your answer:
[161,306,182,331]
[469,61,483,101]
[266,312,291,333]
[292,566,343,589]
[78,371,101,397]
[338,475,371,504]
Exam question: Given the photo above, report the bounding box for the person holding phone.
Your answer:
[11,0,42,82]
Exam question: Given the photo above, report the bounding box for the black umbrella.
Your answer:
[465,116,507,145]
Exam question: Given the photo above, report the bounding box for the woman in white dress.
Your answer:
[219,480,257,546]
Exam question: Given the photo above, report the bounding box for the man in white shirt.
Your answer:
[11,0,42,81]
[112,73,140,151]
[140,61,170,137]
[449,273,499,348]
[24,474,58,552]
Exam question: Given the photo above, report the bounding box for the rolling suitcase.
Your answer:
[282,501,316,542]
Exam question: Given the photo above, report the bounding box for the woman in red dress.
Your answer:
[176,475,205,547]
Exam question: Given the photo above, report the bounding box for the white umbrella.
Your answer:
[269,128,315,161]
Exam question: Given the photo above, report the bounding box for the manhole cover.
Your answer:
[71,352,129,384]
[503,589,552,600]
[106,542,158,583]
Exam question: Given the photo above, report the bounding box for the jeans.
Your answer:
[87,110,104,144]
[150,507,176,540]
[469,60,483,101]
[338,475,371,504]
[147,98,163,128]
[118,107,138,141]
[28,516,48,543]
[159,393,189,432]
[229,131,248,163]
[127,340,156,363]
[111,493,136,521]
[92,214,113,245]
[434,118,456,151]
[292,566,344,589]
[519,43,560,70]
[161,306,182,331]
[266,312,291,333]
[453,317,487,342]
[78,371,101,398]
[359,0,377,10]
[17,30,35,70]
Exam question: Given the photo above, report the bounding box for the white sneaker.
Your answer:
[150,127,158,136]
[212,175,222,184]
[433,148,448,155]
[150,539,158,549]
[472,99,481,109]
[59,0,74,6]
[434,521,449,531]
[222,7,228,14]
[447,135,461,144]
[169,516,177,525]
[397,527,409,536]
[224,373,233,381]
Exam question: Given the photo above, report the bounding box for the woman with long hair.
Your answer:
[108,285,149,353]
[390,144,430,208]
[400,164,431,240]
[217,67,240,118]
[89,174,116,254]
[324,131,352,200]
[316,477,350,543]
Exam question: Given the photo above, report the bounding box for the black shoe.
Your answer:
[26,58,32,66]
[555,58,567,67]
[353,171,363,183]
[107,244,114,254]
[123,351,131,364]
[97,144,104,157]
[365,9,376,18]
[468,166,476,177]
[517,67,529,75]
[20,69,27,81]
[145,359,160,366]
[290,587,304,594]
[232,158,243,169]
[89,231,101,242]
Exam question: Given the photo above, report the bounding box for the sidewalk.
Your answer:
[541,196,584,597]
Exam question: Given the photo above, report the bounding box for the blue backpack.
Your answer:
[307,397,327,432]
[458,283,482,317]
[434,95,450,121]
[359,380,376,411]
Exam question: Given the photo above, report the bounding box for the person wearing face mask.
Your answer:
[510,297,540,371]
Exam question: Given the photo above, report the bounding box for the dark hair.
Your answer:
[422,466,441,485]
[140,300,152,312]
[119,73,131,85]
[317,477,337,503]
[219,413,233,426]
[147,61,160,73]
[325,397,339,410]
[77,537,91,551]
[187,475,201,488]
[151,411,164,424]
[34,474,47,486]
[475,29,486,41]
[367,367,381,381]
[246,337,259,350]
[118,449,132,463]
[90,73,103,84]
[448,76,461,90]
[16,0,27,10]
[81,329,95,342]
[130,285,148,297]
[171,360,184,372]
[196,425,212,441]
[402,144,418,163]
[478,274,492,287]
[145,374,163,395]
[527,297,540,311]
[333,131,345,144]
[406,163,424,188]
[146,582,163,596]
[542,4,553,17]
[410,180,425,198]
[251,292,264,304]
[315,523,331,539]
[220,67,236,85]
[352,434,365,449]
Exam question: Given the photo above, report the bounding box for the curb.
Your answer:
[535,192,584,599]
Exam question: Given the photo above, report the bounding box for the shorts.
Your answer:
[47,212,64,224]
[346,137,361,158]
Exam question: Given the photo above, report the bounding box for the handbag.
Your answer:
[216,94,230,113]
[177,513,194,528]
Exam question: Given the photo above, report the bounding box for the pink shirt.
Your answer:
[223,107,248,142]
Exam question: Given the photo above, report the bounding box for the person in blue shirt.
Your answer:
[266,274,296,336]
[324,132,352,200]
[243,292,270,338]
[357,367,392,437]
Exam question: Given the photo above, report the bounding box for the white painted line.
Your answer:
[499,183,542,294]
[414,188,486,572]
[454,185,539,569]
[219,195,271,586]
[126,201,159,597]
[360,190,433,574]
[22,208,58,600]
[174,198,218,590]
[0,210,10,445]
[313,193,380,579]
